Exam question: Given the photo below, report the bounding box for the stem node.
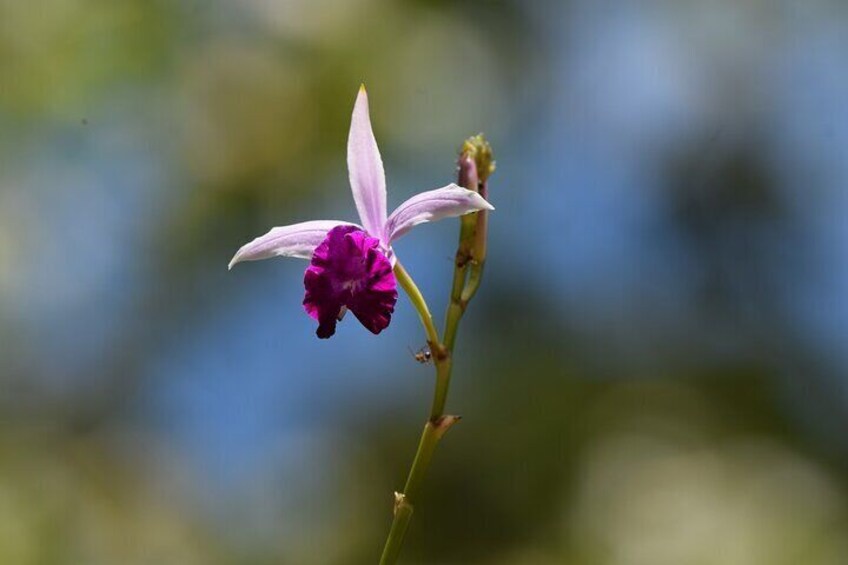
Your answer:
[393,492,411,517]
[430,341,449,362]
[432,415,462,439]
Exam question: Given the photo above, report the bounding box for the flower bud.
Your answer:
[459,134,495,198]
[458,152,479,193]
[451,134,494,308]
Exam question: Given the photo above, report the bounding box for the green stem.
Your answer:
[462,202,488,305]
[461,261,484,305]
[378,413,456,564]
[380,176,488,562]
[443,211,476,351]
[393,262,440,349]
[379,263,456,565]
[380,136,492,563]
[379,497,413,565]
[428,358,452,421]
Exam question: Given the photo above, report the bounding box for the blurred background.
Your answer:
[1,0,847,563]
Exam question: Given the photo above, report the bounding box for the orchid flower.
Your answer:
[229,86,494,338]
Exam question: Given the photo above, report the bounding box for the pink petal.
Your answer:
[228,220,358,269]
[384,184,494,243]
[347,85,388,239]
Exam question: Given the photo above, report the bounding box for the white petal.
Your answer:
[347,85,388,238]
[385,184,494,244]
[228,220,358,269]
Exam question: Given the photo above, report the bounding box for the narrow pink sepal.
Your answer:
[347,86,388,239]
[228,220,358,269]
[384,184,494,244]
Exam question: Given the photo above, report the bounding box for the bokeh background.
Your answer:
[1,0,847,563]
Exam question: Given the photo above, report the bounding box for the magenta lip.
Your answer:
[303,225,397,338]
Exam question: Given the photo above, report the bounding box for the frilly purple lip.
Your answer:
[303,225,398,338]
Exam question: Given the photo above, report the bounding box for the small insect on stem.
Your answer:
[407,345,432,364]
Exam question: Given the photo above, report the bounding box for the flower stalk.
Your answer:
[226,88,493,564]
[379,135,495,565]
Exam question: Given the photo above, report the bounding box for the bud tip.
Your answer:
[460,134,496,183]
